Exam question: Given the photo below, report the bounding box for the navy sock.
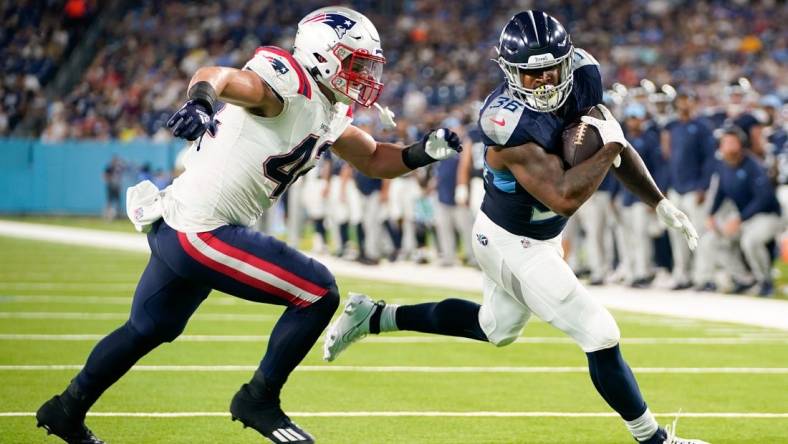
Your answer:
[259,287,339,391]
[385,220,403,250]
[339,223,349,246]
[586,345,648,421]
[314,218,326,238]
[395,299,487,342]
[356,224,366,257]
[74,321,160,410]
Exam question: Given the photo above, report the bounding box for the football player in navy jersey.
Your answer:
[325,10,704,443]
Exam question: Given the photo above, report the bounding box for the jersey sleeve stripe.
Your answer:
[256,46,312,99]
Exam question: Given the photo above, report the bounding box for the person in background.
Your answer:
[710,80,765,158]
[102,155,124,221]
[618,103,663,287]
[663,92,717,290]
[698,127,783,296]
[354,170,387,265]
[576,171,617,285]
[434,122,475,267]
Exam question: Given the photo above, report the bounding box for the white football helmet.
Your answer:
[293,6,385,107]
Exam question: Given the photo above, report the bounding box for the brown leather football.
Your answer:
[561,106,605,167]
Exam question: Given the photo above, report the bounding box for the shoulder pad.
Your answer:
[244,46,313,99]
[571,48,603,107]
[572,48,600,70]
[478,87,532,147]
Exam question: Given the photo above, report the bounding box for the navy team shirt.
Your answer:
[477,48,603,239]
[665,117,717,194]
[710,155,781,220]
[620,125,663,207]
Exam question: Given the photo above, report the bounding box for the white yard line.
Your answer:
[0,411,786,418]
[2,220,788,330]
[2,365,787,374]
[0,333,785,344]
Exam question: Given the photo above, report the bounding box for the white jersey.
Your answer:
[162,46,354,232]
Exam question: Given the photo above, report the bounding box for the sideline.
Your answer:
[2,220,787,330]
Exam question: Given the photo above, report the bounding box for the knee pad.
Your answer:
[478,303,526,347]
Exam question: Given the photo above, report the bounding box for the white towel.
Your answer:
[126,180,163,233]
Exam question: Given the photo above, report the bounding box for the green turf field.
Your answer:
[1,233,787,443]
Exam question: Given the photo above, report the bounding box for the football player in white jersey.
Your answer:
[36,7,461,444]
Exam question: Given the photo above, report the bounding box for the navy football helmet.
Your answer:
[495,10,574,112]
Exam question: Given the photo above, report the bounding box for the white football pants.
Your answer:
[471,211,620,352]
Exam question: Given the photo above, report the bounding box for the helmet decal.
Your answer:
[303,13,357,39]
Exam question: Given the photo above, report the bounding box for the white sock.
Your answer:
[379,304,400,332]
[625,408,659,442]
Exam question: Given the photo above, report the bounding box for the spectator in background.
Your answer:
[618,103,663,287]
[434,121,474,267]
[102,155,124,220]
[697,127,783,296]
[713,81,766,157]
[354,170,387,265]
[576,172,617,286]
[663,92,717,290]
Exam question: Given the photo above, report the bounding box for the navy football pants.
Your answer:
[74,220,339,403]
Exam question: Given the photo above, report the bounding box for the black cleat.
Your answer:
[230,383,314,443]
[36,395,104,444]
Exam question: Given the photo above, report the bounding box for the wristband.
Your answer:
[401,134,434,170]
[187,81,217,114]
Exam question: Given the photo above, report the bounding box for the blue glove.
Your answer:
[166,100,217,141]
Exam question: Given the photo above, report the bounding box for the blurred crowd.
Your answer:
[2,0,787,295]
[0,0,95,136]
[0,0,781,139]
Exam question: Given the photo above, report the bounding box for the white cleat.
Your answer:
[323,293,380,362]
[662,413,710,444]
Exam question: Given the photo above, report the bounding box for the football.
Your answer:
[561,106,605,167]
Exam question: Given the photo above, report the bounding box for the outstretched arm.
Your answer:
[186,67,283,116]
[496,141,623,217]
[332,125,461,179]
[167,67,283,140]
[611,146,664,208]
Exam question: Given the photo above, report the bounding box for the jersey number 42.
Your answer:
[263,134,331,199]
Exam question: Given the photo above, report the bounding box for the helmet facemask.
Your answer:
[497,47,574,112]
[329,44,385,107]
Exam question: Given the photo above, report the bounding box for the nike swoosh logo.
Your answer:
[490,118,506,126]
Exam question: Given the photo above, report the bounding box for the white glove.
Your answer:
[373,103,397,129]
[425,128,462,160]
[580,105,627,169]
[656,199,699,251]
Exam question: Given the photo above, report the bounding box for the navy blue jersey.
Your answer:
[665,117,717,194]
[436,154,459,205]
[710,155,781,220]
[620,126,662,207]
[477,48,603,239]
[353,171,382,196]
